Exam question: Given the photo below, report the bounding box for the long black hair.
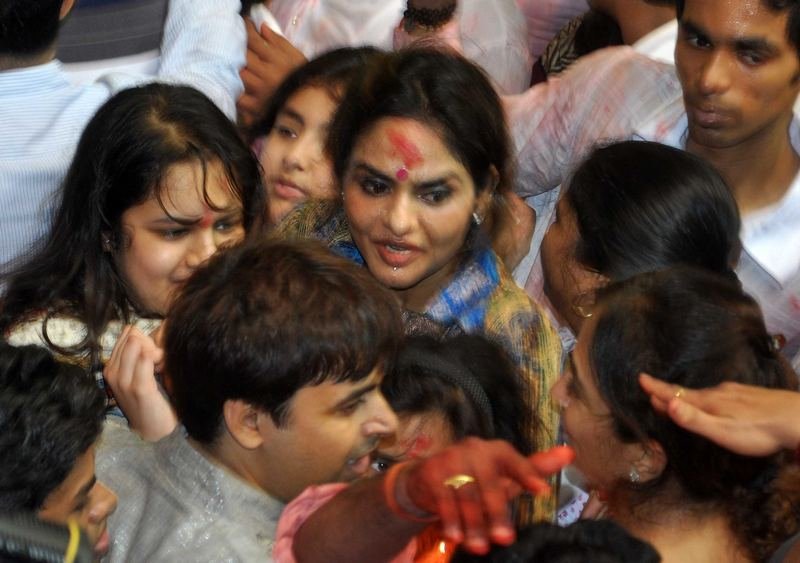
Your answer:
[0,83,266,366]
[328,47,514,243]
[592,267,800,561]
[566,140,741,281]
[382,334,531,453]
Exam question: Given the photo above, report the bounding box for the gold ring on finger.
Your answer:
[443,474,476,490]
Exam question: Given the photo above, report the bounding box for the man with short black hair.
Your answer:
[0,342,117,558]
[98,239,400,560]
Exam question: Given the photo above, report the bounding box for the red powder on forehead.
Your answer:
[198,210,214,228]
[388,129,423,170]
[406,434,432,459]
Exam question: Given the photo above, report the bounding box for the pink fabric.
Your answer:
[273,483,418,563]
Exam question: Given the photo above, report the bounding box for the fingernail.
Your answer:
[490,525,514,543]
[465,536,489,554]
[443,526,462,542]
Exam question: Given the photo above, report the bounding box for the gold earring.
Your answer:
[570,292,594,319]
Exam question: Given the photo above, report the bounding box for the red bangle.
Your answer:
[383,462,438,523]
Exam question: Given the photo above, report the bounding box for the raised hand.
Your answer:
[104,325,177,441]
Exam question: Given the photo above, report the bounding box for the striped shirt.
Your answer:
[0,0,245,272]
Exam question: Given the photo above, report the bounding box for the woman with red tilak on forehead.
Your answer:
[277,47,562,524]
[1,84,267,441]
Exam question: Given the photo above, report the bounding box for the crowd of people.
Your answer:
[1,0,799,561]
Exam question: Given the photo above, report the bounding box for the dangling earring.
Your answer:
[101,235,113,252]
[472,212,483,226]
[570,292,594,319]
[628,467,640,483]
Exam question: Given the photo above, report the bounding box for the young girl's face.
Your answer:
[260,85,339,226]
[116,159,245,316]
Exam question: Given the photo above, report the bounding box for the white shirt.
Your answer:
[507,47,800,361]
[0,0,245,272]
[259,0,532,95]
[632,19,678,64]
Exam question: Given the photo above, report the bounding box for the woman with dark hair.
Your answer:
[249,46,382,227]
[279,47,562,520]
[551,266,800,562]
[536,140,741,342]
[1,83,266,433]
[372,334,530,473]
[275,333,532,562]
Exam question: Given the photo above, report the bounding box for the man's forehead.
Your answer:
[298,367,384,405]
[681,0,791,43]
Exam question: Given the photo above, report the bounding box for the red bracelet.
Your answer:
[383,462,438,523]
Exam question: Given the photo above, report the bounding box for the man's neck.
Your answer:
[191,437,274,497]
[0,48,56,72]
[687,117,800,215]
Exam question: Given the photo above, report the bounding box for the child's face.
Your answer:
[260,85,339,226]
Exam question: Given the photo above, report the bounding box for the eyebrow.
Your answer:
[148,207,241,226]
[73,475,96,507]
[333,383,379,410]
[733,37,777,54]
[278,106,305,126]
[679,20,707,39]
[352,162,461,188]
[352,162,393,184]
[376,443,412,462]
[681,20,777,54]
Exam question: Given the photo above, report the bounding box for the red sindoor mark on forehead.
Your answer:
[198,209,214,229]
[406,433,432,459]
[388,129,423,181]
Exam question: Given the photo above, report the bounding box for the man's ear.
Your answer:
[60,0,77,20]
[222,400,274,450]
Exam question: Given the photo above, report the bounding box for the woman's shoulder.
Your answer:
[7,314,88,350]
[274,200,348,243]
[6,314,160,361]
[485,255,549,323]
[483,258,562,360]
